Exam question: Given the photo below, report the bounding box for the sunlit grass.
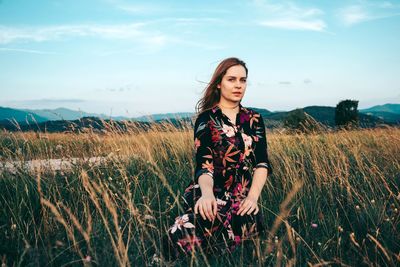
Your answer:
[0,121,399,266]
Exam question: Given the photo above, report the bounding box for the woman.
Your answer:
[161,57,273,261]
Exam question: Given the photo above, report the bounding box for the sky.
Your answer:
[0,0,399,117]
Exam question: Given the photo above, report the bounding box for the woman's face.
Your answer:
[217,64,247,104]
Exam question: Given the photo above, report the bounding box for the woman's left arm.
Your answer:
[237,113,272,216]
[248,168,269,200]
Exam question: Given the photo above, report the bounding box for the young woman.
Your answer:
[161,57,273,261]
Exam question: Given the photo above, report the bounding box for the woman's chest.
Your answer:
[208,116,256,159]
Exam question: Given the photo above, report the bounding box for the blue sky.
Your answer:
[0,0,399,117]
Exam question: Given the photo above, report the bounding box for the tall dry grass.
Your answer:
[0,121,399,266]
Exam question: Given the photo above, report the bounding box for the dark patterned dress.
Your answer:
[163,103,273,258]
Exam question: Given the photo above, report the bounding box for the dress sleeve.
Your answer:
[193,114,214,183]
[253,113,273,177]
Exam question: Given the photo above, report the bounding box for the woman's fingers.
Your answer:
[239,204,251,216]
[198,204,207,220]
[237,200,249,216]
[237,198,260,216]
[246,205,256,215]
[206,202,214,221]
[254,206,260,215]
[194,197,218,222]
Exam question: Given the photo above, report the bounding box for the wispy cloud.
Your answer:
[0,47,57,54]
[252,0,327,32]
[337,1,400,26]
[279,81,292,85]
[111,1,231,15]
[0,19,223,52]
[116,3,158,14]
[0,23,166,45]
[260,19,326,31]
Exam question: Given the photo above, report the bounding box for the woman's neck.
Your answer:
[217,101,240,123]
[218,100,240,111]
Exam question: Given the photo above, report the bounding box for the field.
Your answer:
[0,121,399,266]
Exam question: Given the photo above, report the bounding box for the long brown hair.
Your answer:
[195,57,248,115]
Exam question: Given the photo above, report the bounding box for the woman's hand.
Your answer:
[194,194,217,222]
[237,195,259,216]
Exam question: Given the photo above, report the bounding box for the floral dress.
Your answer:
[163,103,273,258]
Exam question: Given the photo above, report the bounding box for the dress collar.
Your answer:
[211,102,247,127]
[211,102,245,115]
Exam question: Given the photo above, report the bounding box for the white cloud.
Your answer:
[338,5,372,25]
[260,19,326,32]
[117,4,157,14]
[0,47,56,54]
[0,19,224,52]
[0,23,165,45]
[252,0,327,32]
[337,1,400,26]
[114,2,231,15]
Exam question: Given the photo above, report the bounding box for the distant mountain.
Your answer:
[247,107,273,118]
[303,106,336,126]
[132,112,195,122]
[0,116,194,133]
[1,103,399,132]
[22,107,130,121]
[360,103,400,114]
[359,103,400,123]
[359,111,400,124]
[22,107,100,121]
[262,105,386,128]
[0,107,48,124]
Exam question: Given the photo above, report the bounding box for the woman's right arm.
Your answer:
[193,115,217,221]
[196,174,217,221]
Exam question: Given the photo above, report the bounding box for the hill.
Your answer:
[0,107,48,124]
[359,103,400,124]
[360,103,400,114]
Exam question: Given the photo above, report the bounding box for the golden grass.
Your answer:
[0,122,399,266]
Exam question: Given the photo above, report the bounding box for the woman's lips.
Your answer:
[233,92,242,96]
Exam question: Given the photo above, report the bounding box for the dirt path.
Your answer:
[0,157,109,174]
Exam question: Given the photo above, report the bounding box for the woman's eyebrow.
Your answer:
[226,76,247,79]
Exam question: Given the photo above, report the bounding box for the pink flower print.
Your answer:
[223,219,230,227]
[216,198,227,206]
[222,124,236,137]
[170,214,195,234]
[241,133,252,148]
[239,113,250,124]
[194,138,201,151]
[211,127,221,143]
[224,191,232,200]
[239,153,245,162]
[231,201,240,214]
[234,235,241,245]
